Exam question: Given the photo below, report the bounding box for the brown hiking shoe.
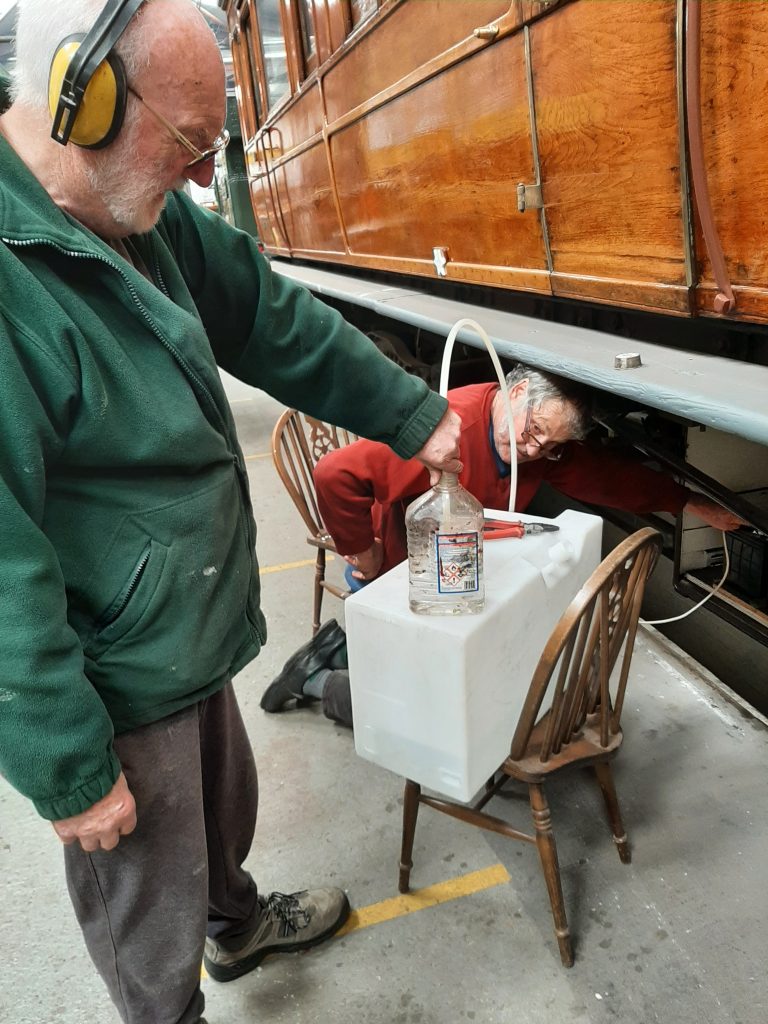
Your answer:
[203,888,350,982]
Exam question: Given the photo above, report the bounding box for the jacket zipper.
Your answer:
[3,235,264,645]
[148,238,169,297]
[98,544,151,629]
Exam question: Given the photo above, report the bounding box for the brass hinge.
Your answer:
[516,182,543,213]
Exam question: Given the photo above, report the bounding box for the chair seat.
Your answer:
[306,533,337,551]
[504,712,623,782]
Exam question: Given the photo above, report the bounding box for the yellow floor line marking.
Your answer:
[245,452,271,461]
[229,397,254,404]
[336,863,511,937]
[259,555,334,575]
[200,864,509,978]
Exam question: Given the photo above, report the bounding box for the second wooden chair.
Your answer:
[271,408,357,634]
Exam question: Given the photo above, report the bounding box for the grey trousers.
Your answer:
[64,682,261,1024]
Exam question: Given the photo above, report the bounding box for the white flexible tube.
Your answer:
[439,318,517,513]
[641,531,731,626]
[438,322,732,624]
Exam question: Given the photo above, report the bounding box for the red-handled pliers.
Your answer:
[483,518,561,541]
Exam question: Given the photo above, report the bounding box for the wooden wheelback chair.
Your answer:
[271,409,357,634]
[398,527,662,967]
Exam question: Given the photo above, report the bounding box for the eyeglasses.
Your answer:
[127,85,230,168]
[521,403,566,461]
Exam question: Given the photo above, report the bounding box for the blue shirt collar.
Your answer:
[488,417,510,478]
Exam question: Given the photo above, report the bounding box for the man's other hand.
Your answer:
[684,494,747,531]
[414,408,462,485]
[52,772,137,852]
[345,539,384,581]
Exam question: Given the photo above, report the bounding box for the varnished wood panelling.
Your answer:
[323,0,511,123]
[249,173,285,249]
[531,0,686,307]
[551,273,690,315]
[274,142,346,252]
[330,31,546,281]
[694,2,768,310]
[278,250,550,293]
[267,83,324,152]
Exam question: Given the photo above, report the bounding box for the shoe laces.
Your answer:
[264,891,312,936]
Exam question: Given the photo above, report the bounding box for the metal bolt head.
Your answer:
[614,352,642,369]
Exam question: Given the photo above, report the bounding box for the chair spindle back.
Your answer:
[510,528,661,763]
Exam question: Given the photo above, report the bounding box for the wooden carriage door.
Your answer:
[528,0,691,314]
[324,0,551,292]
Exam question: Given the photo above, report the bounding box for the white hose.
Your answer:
[641,530,731,626]
[439,318,517,513]
[437,321,733,625]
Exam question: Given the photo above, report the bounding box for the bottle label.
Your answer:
[435,532,480,594]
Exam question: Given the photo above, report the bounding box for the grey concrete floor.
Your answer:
[1,376,767,1024]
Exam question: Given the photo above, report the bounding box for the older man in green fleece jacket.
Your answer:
[0,2,461,1021]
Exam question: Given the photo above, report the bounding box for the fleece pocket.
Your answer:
[87,538,168,658]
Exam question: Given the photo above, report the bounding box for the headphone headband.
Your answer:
[51,0,145,145]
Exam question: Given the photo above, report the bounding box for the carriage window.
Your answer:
[243,14,264,125]
[297,0,318,74]
[350,0,377,29]
[255,0,290,110]
[232,26,260,138]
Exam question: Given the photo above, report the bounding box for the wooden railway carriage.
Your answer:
[220,0,768,709]
[221,0,768,322]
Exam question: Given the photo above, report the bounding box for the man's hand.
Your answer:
[684,495,747,532]
[345,539,384,582]
[52,772,137,853]
[414,408,462,485]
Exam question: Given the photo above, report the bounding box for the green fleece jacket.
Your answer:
[0,71,447,820]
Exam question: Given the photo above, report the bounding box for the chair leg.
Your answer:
[529,783,574,968]
[312,549,326,635]
[399,779,421,894]
[594,762,631,864]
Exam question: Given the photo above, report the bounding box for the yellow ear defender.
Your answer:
[48,0,145,149]
[48,34,127,148]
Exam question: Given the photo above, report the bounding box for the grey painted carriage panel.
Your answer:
[272,261,768,446]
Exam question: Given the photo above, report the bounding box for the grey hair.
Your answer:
[505,363,592,440]
[11,0,153,109]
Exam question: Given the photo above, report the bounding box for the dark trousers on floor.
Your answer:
[322,669,353,728]
[64,682,261,1024]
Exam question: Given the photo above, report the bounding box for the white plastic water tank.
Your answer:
[345,509,603,802]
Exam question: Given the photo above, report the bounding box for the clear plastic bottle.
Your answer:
[405,472,485,615]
